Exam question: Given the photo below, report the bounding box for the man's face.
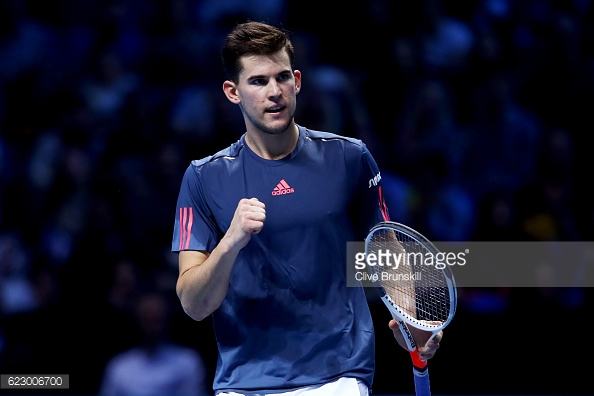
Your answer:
[224,50,301,136]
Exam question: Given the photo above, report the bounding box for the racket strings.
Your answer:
[367,228,452,324]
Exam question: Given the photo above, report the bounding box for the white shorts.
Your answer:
[216,377,369,396]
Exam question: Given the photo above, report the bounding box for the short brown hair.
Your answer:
[221,21,295,82]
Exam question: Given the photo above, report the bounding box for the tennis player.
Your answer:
[172,21,443,396]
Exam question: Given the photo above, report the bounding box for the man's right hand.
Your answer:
[224,197,266,250]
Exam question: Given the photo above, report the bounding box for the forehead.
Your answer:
[238,50,292,79]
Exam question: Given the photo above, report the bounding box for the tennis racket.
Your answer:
[364,221,457,396]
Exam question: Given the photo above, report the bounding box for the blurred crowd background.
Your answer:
[0,0,593,395]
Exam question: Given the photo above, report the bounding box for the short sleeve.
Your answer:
[171,164,221,252]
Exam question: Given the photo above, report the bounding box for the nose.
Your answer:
[268,80,281,98]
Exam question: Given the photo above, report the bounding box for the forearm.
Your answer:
[176,197,266,320]
[176,238,241,321]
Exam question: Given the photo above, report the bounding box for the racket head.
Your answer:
[364,221,457,332]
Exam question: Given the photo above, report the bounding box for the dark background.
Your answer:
[0,0,593,394]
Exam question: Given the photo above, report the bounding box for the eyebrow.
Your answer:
[246,70,292,81]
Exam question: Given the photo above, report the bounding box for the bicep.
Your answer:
[178,250,210,278]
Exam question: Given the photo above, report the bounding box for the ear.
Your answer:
[294,70,302,94]
[223,80,241,104]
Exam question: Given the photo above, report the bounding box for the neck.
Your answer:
[245,122,299,160]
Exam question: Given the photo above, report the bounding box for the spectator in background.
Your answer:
[393,77,470,184]
[465,72,542,199]
[80,51,140,122]
[417,0,475,76]
[99,291,207,396]
[0,231,36,315]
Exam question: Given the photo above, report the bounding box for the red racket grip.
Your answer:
[410,349,427,370]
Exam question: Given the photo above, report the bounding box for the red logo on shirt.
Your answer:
[272,179,295,196]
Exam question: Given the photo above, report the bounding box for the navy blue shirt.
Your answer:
[172,125,389,393]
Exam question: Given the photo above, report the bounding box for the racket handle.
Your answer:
[397,320,431,395]
[410,351,431,396]
[412,365,431,396]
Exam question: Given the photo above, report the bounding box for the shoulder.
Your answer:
[301,126,364,148]
[300,126,371,166]
[190,138,245,170]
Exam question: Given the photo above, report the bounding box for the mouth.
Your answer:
[265,105,286,114]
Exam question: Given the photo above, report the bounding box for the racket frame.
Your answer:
[364,221,457,338]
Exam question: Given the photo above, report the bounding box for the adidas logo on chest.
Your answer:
[271,179,294,196]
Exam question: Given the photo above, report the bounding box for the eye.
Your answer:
[277,72,292,82]
[251,78,267,85]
